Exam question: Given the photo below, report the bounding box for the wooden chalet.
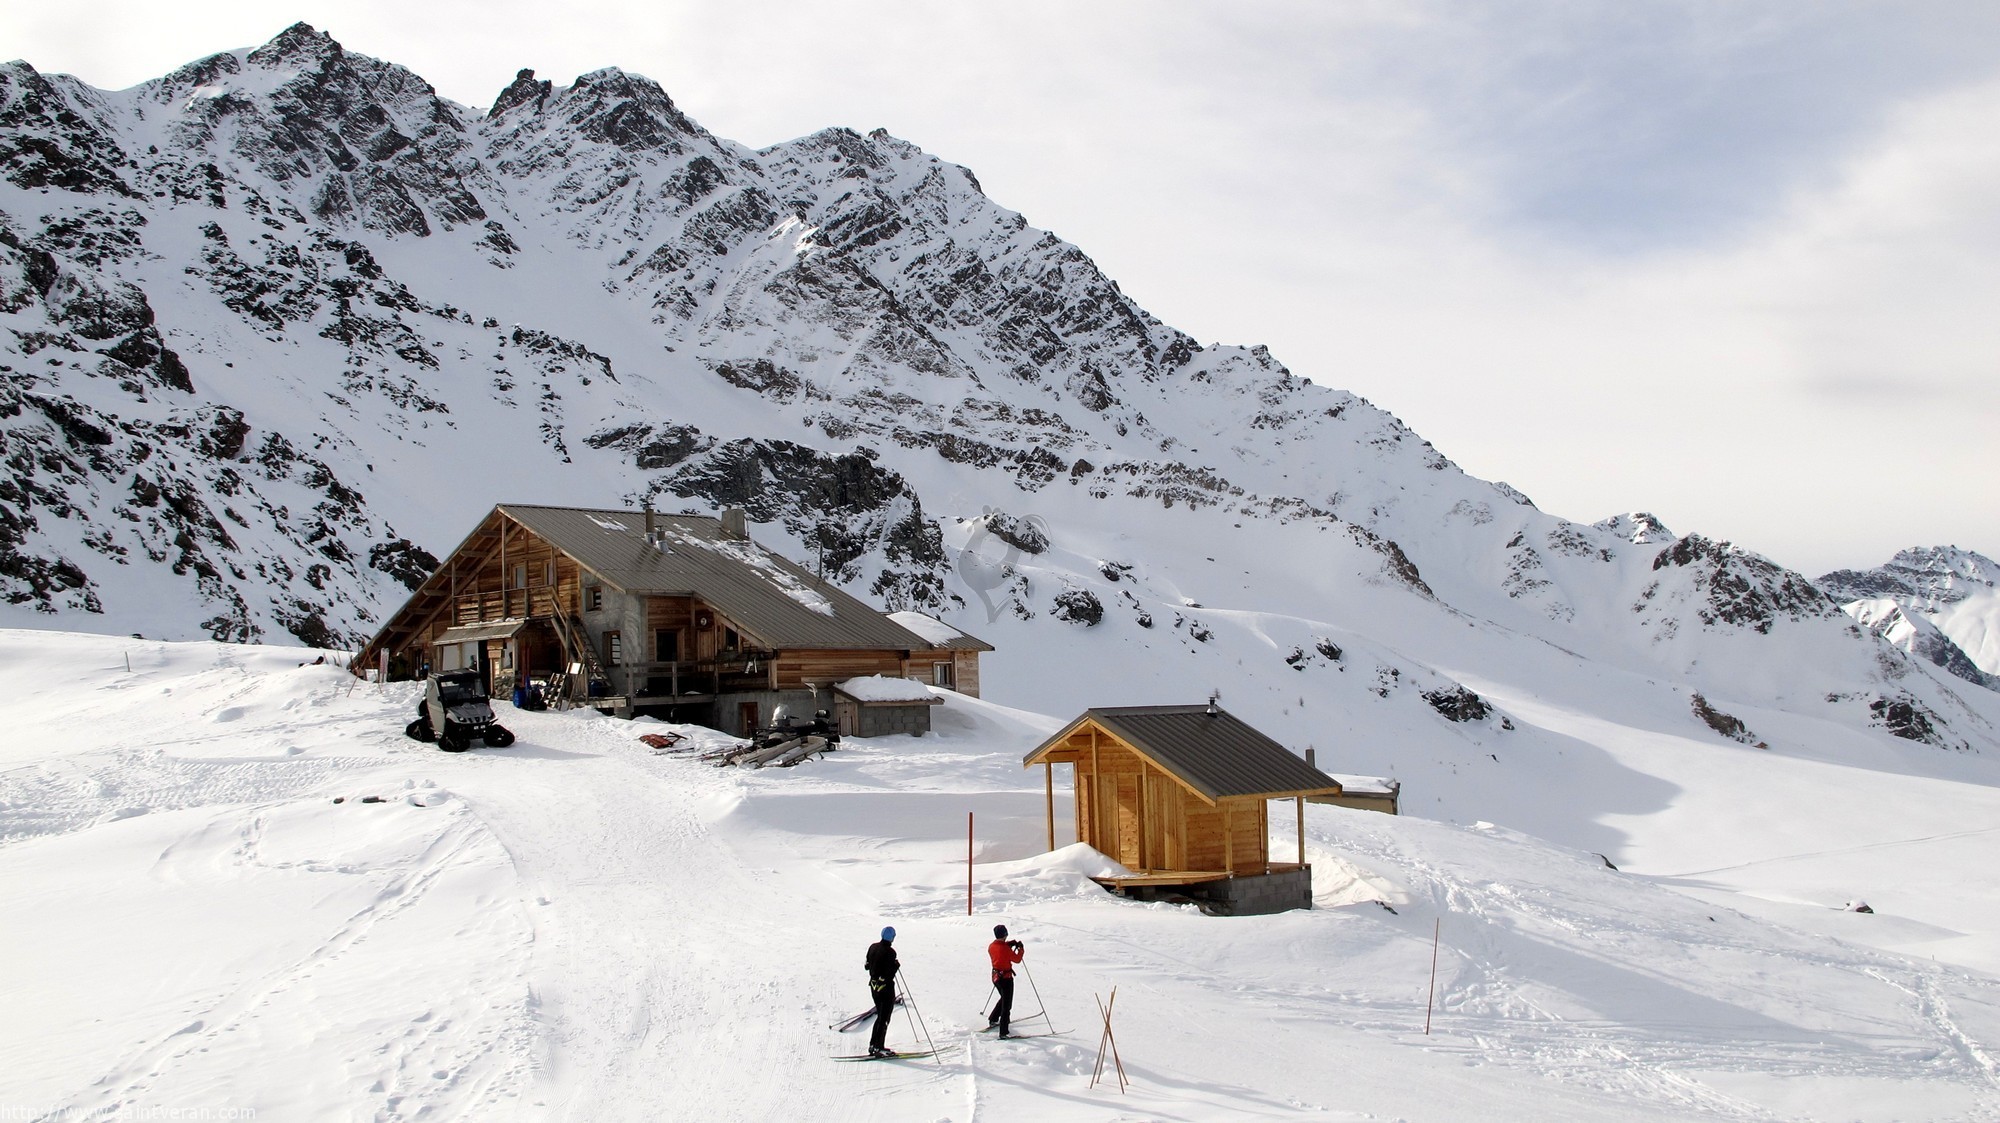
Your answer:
[353,504,988,735]
[1023,704,1344,916]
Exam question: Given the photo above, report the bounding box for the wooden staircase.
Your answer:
[544,609,612,708]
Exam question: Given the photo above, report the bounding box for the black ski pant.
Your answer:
[868,980,895,1052]
[990,974,1015,1034]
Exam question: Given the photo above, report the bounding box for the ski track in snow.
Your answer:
[61,814,471,1117]
[1277,820,2000,1120]
[8,633,2000,1120]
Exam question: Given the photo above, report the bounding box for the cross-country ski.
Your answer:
[829,1050,944,1063]
[829,997,904,1032]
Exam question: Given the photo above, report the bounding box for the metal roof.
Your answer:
[496,504,934,651]
[1024,705,1343,802]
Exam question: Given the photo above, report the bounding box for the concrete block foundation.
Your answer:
[1111,866,1313,917]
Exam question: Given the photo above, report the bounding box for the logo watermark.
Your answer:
[955,509,1048,623]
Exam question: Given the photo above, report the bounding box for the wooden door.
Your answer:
[1145,774,1184,870]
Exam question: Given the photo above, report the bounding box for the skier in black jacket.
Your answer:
[865,926,900,1057]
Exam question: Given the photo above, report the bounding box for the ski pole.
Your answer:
[1020,959,1054,1032]
[980,982,995,1018]
[896,971,942,1065]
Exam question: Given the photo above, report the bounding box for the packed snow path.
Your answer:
[6,632,2000,1120]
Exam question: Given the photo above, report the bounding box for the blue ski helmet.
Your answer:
[881,926,896,941]
[993,924,1008,939]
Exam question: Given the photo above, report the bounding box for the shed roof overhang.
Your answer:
[433,618,529,645]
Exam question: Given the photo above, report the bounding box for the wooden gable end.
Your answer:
[1031,720,1269,875]
[355,508,599,674]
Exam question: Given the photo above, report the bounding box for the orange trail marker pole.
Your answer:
[1425,917,1441,1035]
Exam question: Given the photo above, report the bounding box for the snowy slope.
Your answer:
[6,630,2000,1121]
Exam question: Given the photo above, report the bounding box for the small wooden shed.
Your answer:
[1023,704,1344,915]
[831,675,944,738]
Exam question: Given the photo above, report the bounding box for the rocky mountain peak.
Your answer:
[1819,546,2000,686]
[0,62,134,198]
[490,68,553,119]
[560,67,708,153]
[1595,511,1674,545]
[145,25,486,238]
[245,22,344,73]
[1819,546,2000,609]
[1640,534,1839,634]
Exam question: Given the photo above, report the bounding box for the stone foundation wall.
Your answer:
[1118,866,1313,917]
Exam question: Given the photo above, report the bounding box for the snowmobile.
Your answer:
[404,669,516,751]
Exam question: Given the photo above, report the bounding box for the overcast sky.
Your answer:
[7,1,1997,576]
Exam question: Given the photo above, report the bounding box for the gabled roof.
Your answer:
[497,504,934,651]
[1024,705,1343,802]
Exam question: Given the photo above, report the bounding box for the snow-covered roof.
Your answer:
[833,675,941,705]
[498,505,933,651]
[886,611,993,651]
[1325,773,1399,796]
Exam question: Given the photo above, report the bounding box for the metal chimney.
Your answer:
[721,508,747,541]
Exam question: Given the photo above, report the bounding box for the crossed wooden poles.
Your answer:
[1090,987,1128,1092]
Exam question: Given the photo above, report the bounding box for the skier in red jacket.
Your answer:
[986,924,1025,1038]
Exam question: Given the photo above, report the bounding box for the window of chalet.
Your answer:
[932,662,953,688]
[545,559,556,586]
[604,630,622,665]
[512,564,527,589]
[587,586,604,612]
[723,627,740,650]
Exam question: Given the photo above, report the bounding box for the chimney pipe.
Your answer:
[1305,747,1317,769]
[644,503,656,542]
[721,508,747,541]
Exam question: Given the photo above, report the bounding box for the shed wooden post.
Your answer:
[1090,729,1101,852]
[1045,763,1055,851]
[1222,802,1234,875]
[1296,797,1306,866]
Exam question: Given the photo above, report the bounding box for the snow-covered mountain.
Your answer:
[1823,547,2000,686]
[5,23,2000,830]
